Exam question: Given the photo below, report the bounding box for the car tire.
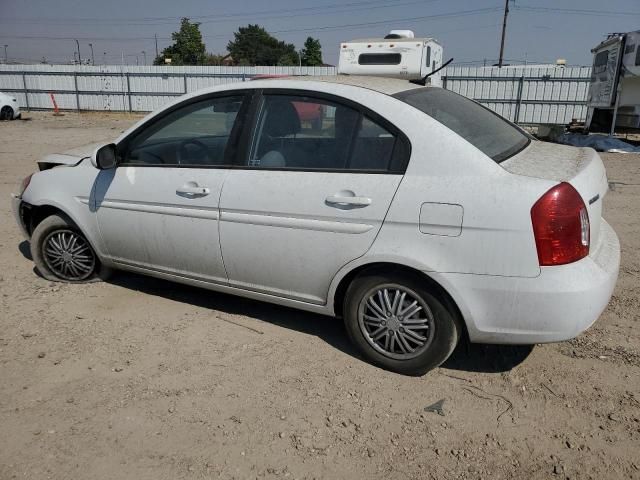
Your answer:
[0,106,14,121]
[343,272,460,376]
[30,214,111,283]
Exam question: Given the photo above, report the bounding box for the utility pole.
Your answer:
[88,43,95,65]
[498,0,510,68]
[155,33,159,58]
[142,50,147,65]
[74,39,81,64]
[3,45,7,63]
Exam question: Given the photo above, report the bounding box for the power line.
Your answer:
[0,0,436,26]
[4,23,503,65]
[513,6,640,17]
[0,7,502,42]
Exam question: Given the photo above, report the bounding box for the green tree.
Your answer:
[154,18,206,65]
[227,24,298,66]
[204,53,228,66]
[301,37,323,66]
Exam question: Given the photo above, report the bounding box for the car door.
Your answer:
[94,92,250,283]
[218,91,411,304]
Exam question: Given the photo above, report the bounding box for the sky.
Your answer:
[0,0,639,66]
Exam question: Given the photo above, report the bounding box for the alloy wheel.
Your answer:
[42,229,96,281]
[357,284,435,360]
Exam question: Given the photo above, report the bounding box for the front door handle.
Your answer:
[326,190,372,208]
[176,183,210,197]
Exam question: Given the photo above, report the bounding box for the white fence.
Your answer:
[0,64,592,125]
[442,66,592,125]
[0,64,337,112]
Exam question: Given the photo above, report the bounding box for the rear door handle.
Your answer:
[176,184,210,197]
[326,192,372,207]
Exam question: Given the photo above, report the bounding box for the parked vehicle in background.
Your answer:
[338,30,444,86]
[0,92,21,120]
[12,76,619,375]
[586,30,640,134]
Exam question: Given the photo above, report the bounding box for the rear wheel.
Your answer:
[0,106,14,121]
[30,214,108,282]
[343,272,460,375]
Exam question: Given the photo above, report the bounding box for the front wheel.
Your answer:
[0,106,14,121]
[343,272,460,376]
[30,214,108,282]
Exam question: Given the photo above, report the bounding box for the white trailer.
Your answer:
[586,30,640,133]
[338,30,444,86]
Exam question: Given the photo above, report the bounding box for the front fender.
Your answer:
[21,161,106,259]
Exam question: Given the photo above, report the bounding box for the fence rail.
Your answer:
[0,64,592,125]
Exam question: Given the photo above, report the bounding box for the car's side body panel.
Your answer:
[219,170,402,304]
[13,77,620,347]
[93,166,230,284]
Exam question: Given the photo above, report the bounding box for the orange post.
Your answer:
[50,92,63,116]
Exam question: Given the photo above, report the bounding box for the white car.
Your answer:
[0,92,21,120]
[11,76,620,375]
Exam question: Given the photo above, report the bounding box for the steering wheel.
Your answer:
[177,138,212,165]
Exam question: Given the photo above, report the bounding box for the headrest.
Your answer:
[263,99,301,137]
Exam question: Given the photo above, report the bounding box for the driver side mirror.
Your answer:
[91,143,117,170]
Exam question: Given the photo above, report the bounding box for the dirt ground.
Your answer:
[0,112,638,480]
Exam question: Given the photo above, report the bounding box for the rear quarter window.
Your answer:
[393,87,530,163]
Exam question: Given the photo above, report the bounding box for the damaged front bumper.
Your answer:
[11,194,30,239]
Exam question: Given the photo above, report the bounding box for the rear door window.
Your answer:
[246,93,409,172]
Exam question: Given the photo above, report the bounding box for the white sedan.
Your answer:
[0,92,21,120]
[12,76,620,375]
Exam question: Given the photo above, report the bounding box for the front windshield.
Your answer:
[394,87,530,163]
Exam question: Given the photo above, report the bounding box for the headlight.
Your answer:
[18,173,34,197]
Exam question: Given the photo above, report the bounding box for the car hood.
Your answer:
[37,142,103,170]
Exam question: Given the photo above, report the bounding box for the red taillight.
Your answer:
[531,182,590,266]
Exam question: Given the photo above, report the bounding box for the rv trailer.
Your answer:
[338,30,444,86]
[586,30,640,134]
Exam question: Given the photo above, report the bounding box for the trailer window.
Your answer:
[636,46,640,66]
[594,50,609,73]
[394,88,530,163]
[425,46,431,67]
[358,53,401,65]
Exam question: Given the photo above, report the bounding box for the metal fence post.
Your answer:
[442,74,447,90]
[73,72,80,111]
[21,72,30,111]
[183,73,188,94]
[126,73,132,112]
[514,75,524,123]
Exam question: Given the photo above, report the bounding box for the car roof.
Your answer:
[262,75,429,96]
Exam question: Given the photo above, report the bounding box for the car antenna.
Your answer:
[410,58,454,86]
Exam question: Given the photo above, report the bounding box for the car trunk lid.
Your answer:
[501,140,608,248]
